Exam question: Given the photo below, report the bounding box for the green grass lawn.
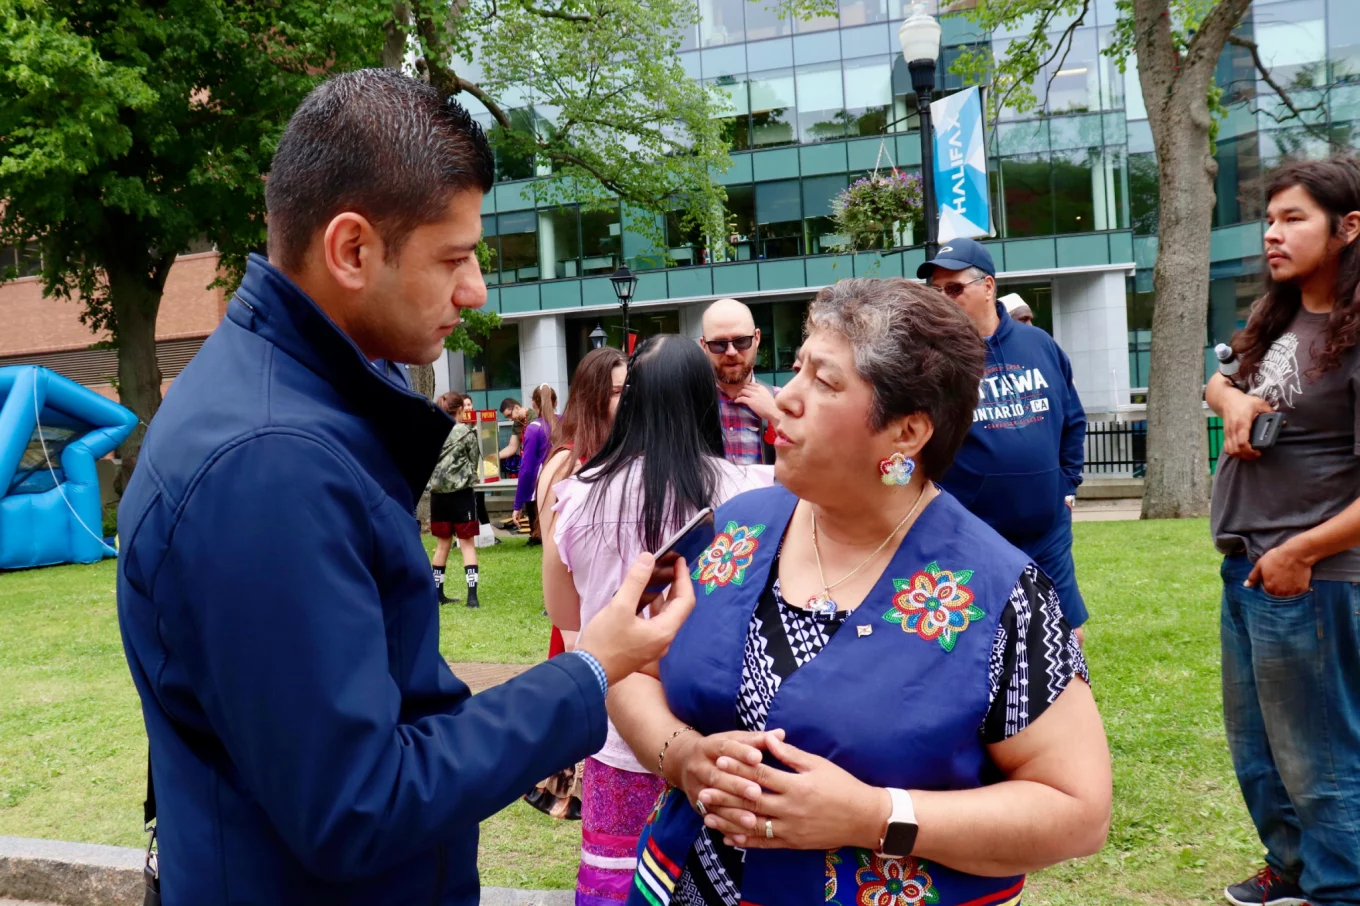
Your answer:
[0,523,1261,902]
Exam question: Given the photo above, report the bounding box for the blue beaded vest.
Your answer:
[630,485,1031,906]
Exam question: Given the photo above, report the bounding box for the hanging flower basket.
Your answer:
[831,171,924,252]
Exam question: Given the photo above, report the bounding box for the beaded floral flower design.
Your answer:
[879,452,915,487]
[853,851,939,906]
[883,561,985,652]
[827,850,842,903]
[691,521,765,594]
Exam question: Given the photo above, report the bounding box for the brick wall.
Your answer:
[0,253,229,404]
[0,251,228,358]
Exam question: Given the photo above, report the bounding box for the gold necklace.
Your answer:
[806,483,930,615]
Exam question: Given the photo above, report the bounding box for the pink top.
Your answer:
[553,457,775,772]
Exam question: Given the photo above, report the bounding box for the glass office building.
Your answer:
[433,0,1360,422]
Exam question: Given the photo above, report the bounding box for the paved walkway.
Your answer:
[1072,498,1143,522]
[450,662,529,693]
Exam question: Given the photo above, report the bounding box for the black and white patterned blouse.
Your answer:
[672,557,1089,906]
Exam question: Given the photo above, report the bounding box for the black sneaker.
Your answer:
[1225,868,1307,906]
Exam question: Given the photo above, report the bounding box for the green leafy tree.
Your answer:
[0,0,389,485]
[955,0,1344,518]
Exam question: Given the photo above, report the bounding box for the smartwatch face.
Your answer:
[882,821,919,858]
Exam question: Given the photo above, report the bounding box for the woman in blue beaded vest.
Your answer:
[609,278,1111,906]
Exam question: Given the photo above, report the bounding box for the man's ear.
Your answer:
[321,212,384,292]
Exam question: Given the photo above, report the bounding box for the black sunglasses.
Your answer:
[934,275,988,299]
[705,335,755,354]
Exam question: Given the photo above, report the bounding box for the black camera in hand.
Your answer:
[1216,344,1287,450]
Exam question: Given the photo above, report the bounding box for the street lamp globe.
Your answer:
[589,324,607,350]
[609,265,637,304]
[898,2,941,66]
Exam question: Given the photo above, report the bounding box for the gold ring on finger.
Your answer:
[764,819,774,839]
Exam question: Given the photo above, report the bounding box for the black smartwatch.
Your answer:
[877,788,919,858]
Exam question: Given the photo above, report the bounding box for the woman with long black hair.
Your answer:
[547,334,772,906]
[522,346,627,823]
[1208,157,1360,906]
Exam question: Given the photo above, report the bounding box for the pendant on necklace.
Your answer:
[807,592,838,616]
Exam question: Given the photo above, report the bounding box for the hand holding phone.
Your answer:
[638,507,716,614]
[1250,412,1287,450]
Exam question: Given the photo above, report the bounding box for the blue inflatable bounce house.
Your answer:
[0,366,137,569]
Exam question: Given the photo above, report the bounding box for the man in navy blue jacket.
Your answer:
[921,240,1089,637]
[116,70,692,905]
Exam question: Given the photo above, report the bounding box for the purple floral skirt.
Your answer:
[577,757,666,906]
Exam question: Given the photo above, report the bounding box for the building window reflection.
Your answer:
[465,326,521,392]
[797,62,848,142]
[699,0,745,47]
[497,211,540,283]
[581,206,622,276]
[756,180,804,258]
[708,75,751,151]
[1254,0,1328,89]
[843,56,894,136]
[750,68,798,147]
[999,154,1054,237]
[1046,28,1101,114]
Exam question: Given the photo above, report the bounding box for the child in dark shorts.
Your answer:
[430,392,483,608]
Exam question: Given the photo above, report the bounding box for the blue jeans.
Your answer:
[1221,553,1360,905]
[1015,511,1088,628]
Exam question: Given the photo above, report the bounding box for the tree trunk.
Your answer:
[106,262,165,493]
[409,362,436,400]
[1141,129,1216,518]
[1132,0,1252,518]
[382,2,409,69]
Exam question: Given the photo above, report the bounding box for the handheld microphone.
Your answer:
[1215,343,1245,389]
[1215,343,1238,376]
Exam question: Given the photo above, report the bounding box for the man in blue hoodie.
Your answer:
[920,239,1089,637]
[116,70,695,905]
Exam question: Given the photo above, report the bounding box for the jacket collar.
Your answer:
[227,254,452,500]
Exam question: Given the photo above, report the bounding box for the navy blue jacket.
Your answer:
[116,254,606,905]
[940,302,1086,542]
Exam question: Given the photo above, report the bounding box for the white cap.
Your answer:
[998,293,1028,313]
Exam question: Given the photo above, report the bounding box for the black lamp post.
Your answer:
[898,2,943,262]
[589,323,607,350]
[609,265,638,353]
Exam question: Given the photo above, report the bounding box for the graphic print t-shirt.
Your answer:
[1211,308,1360,581]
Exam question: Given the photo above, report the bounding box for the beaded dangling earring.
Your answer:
[878,452,915,487]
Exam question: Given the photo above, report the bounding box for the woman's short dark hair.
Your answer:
[807,278,986,479]
[1234,157,1360,381]
[579,334,726,552]
[265,68,494,271]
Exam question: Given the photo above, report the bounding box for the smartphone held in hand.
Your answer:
[638,507,716,613]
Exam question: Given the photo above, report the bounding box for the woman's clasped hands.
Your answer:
[666,728,890,852]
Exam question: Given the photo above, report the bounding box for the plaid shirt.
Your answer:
[717,382,778,465]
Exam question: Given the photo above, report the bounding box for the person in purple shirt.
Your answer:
[513,384,558,547]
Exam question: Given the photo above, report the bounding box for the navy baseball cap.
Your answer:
[916,237,995,279]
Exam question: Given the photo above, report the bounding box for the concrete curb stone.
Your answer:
[0,836,572,906]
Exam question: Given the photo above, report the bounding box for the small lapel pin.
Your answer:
[856,624,873,638]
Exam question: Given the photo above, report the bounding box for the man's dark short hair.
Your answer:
[266,68,495,271]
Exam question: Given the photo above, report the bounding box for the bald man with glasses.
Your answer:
[701,298,781,465]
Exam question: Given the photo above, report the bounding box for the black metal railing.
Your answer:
[1084,418,1225,478]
